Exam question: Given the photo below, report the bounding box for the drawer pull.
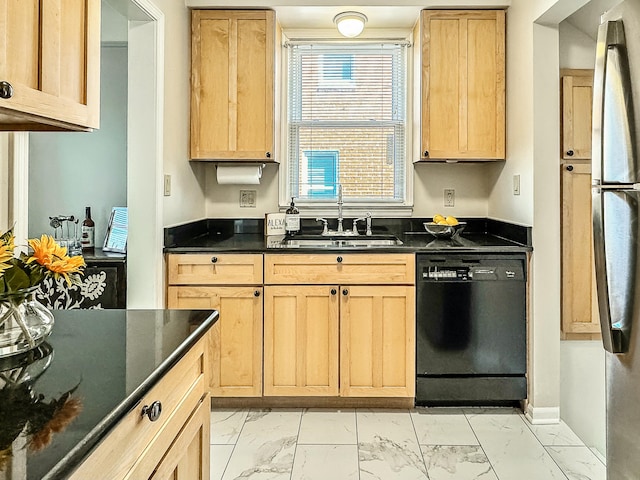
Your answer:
[211,256,218,263]
[141,401,162,422]
[342,289,349,296]
[254,290,261,297]
[331,288,337,295]
[336,256,343,263]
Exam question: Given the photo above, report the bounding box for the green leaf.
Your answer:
[3,264,31,291]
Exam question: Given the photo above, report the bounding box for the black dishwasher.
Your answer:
[416,253,527,405]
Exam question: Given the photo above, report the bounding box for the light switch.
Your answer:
[513,174,521,196]
[240,190,257,207]
[164,174,171,196]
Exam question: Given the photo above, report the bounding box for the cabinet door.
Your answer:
[420,10,505,160]
[263,285,339,396]
[167,286,263,397]
[561,70,593,160]
[340,285,415,397]
[561,163,601,338]
[0,0,100,131]
[150,397,210,480]
[191,10,275,161]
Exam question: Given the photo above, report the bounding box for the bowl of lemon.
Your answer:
[423,214,466,238]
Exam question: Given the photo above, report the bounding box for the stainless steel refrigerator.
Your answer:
[593,1,640,478]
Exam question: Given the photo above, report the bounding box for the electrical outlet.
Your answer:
[240,190,257,208]
[444,188,455,207]
[163,174,171,196]
[513,174,521,196]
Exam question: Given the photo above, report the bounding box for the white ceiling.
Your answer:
[564,0,622,39]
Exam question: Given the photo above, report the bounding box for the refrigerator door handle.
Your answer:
[592,19,632,185]
[593,191,627,353]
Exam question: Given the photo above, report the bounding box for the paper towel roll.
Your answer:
[216,165,262,185]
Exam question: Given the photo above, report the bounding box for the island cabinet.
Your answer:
[264,254,416,398]
[68,331,211,480]
[166,254,263,397]
[190,9,278,161]
[416,9,505,161]
[0,0,101,131]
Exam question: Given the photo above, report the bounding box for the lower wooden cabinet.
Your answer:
[341,285,415,397]
[263,284,415,398]
[561,162,601,339]
[167,286,263,396]
[263,285,339,396]
[69,333,210,479]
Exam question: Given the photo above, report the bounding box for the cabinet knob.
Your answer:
[331,288,337,295]
[211,256,218,263]
[141,401,162,422]
[336,256,343,263]
[566,150,574,157]
[0,81,13,99]
[342,289,349,296]
[266,151,271,158]
[423,150,429,157]
[254,290,260,297]
[566,165,574,171]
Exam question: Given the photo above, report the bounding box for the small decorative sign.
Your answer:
[103,207,128,253]
[265,213,286,236]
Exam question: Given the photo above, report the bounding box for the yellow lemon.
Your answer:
[437,220,449,225]
[445,216,459,226]
[433,214,445,223]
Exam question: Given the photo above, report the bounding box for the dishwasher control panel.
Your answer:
[419,258,525,282]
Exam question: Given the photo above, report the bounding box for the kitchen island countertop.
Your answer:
[0,309,218,480]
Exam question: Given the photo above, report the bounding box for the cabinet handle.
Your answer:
[423,150,429,157]
[331,288,337,295]
[141,401,162,422]
[566,165,574,171]
[342,289,349,296]
[211,256,218,263]
[266,152,271,158]
[254,290,260,297]
[0,81,13,99]
[566,149,574,157]
[336,256,343,263]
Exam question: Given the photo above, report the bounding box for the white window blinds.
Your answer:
[287,43,407,203]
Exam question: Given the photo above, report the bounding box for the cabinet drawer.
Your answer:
[265,254,415,285]
[167,254,263,285]
[68,335,208,479]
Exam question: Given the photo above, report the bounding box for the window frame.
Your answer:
[279,35,415,217]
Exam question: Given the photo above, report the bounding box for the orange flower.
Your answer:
[0,233,14,276]
[26,235,85,285]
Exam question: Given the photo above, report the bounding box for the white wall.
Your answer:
[153,0,208,228]
[28,46,128,247]
[558,15,605,455]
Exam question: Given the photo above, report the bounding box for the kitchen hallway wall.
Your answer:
[28,45,128,247]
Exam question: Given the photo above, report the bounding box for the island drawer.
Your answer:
[68,335,208,479]
[167,253,263,285]
[264,253,415,285]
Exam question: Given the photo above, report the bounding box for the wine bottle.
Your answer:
[81,206,95,251]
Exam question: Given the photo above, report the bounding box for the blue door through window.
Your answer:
[304,151,339,199]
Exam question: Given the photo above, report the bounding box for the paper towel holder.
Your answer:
[215,163,266,185]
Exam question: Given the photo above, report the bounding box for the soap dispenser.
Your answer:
[285,197,300,235]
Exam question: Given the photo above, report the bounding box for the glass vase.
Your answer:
[0,288,55,358]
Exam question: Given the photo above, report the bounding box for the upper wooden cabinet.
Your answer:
[191,9,278,161]
[417,9,505,161]
[0,0,100,131]
[561,69,594,160]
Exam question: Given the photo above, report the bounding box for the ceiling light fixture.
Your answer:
[333,11,368,38]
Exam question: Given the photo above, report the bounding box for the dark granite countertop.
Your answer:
[164,218,532,254]
[0,309,218,480]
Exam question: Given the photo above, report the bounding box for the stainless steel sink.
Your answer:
[281,235,403,248]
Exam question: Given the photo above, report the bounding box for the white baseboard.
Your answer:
[525,405,560,424]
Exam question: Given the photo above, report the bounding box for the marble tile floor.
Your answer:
[210,407,606,480]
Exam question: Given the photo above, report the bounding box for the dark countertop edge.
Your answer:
[45,310,219,480]
[163,244,533,254]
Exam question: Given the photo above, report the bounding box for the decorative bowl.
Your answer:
[423,222,466,238]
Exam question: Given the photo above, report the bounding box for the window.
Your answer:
[287,43,407,206]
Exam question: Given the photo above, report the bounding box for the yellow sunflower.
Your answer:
[0,231,15,276]
[26,235,85,285]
